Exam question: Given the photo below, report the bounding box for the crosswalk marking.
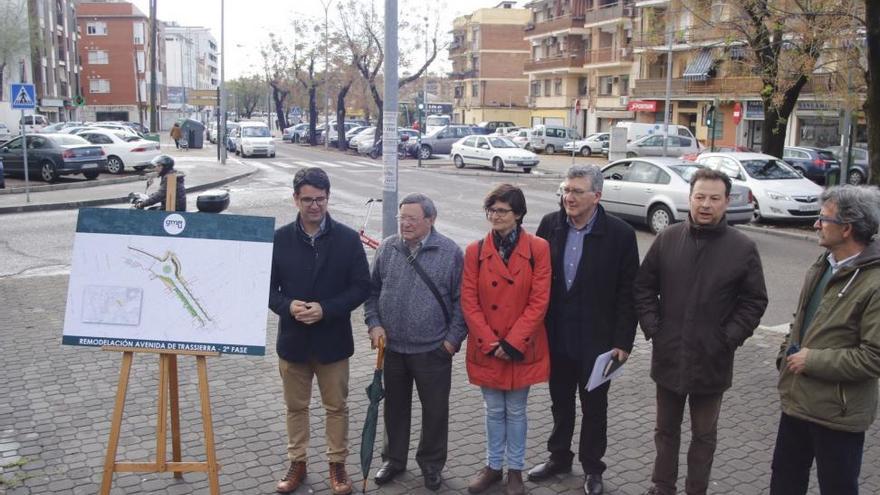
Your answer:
[313,161,343,169]
[270,161,297,169]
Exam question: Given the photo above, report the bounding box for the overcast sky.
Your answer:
[129,0,525,80]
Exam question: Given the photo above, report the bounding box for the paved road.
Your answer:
[2,140,876,494]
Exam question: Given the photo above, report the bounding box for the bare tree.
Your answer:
[0,0,29,101]
[261,33,295,132]
[228,75,263,118]
[863,0,879,184]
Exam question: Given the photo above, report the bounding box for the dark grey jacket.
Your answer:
[142,172,186,211]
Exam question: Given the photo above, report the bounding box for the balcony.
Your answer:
[584,46,633,66]
[524,53,586,72]
[448,69,478,80]
[584,2,629,26]
[635,24,742,49]
[525,14,586,37]
[631,74,833,98]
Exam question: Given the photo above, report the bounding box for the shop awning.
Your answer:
[683,49,715,82]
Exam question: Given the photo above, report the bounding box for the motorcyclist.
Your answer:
[135,154,186,211]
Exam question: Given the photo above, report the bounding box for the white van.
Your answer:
[20,114,48,133]
[615,122,695,143]
[233,121,275,158]
[528,125,580,154]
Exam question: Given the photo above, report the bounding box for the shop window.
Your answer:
[599,76,613,96]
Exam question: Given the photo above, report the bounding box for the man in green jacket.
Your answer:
[771,185,880,495]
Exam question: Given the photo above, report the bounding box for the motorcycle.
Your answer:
[128,175,230,213]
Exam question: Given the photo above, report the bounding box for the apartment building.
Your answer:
[164,24,219,110]
[630,0,858,149]
[523,0,636,135]
[449,1,532,126]
[28,0,81,123]
[76,1,165,124]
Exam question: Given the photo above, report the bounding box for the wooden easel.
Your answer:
[99,175,221,494]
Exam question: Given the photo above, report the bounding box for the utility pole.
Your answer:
[661,8,673,157]
[419,15,428,168]
[219,0,227,164]
[322,0,332,149]
[382,0,399,239]
[149,0,158,132]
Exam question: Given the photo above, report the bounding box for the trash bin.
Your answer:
[179,119,205,149]
[825,168,840,187]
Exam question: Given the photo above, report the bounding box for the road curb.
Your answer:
[0,167,257,214]
[735,223,816,243]
[0,175,143,195]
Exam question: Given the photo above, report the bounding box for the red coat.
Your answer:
[462,229,551,390]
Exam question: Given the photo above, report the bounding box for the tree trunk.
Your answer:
[368,81,383,146]
[272,86,288,132]
[760,77,807,159]
[0,63,5,101]
[336,83,352,151]
[865,0,880,184]
[308,85,318,145]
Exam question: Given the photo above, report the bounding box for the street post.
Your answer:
[11,83,36,203]
[382,0,399,238]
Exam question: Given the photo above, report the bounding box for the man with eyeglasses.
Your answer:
[364,193,467,491]
[771,185,880,495]
[269,167,371,495]
[634,168,768,495]
[529,165,640,495]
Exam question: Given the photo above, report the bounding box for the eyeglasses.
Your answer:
[485,207,514,217]
[561,187,593,197]
[299,196,328,207]
[397,215,425,225]
[816,216,846,226]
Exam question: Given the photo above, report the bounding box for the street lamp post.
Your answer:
[321,0,332,149]
[219,0,227,164]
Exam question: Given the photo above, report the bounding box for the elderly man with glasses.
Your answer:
[364,193,467,491]
[269,167,371,495]
[771,185,880,495]
[529,165,640,495]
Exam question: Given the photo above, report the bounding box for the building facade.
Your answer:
[449,1,532,126]
[76,1,165,125]
[523,0,636,136]
[163,24,218,111]
[29,0,81,123]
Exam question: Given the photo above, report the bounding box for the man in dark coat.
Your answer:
[529,165,640,495]
[269,167,370,495]
[135,154,185,211]
[634,168,768,495]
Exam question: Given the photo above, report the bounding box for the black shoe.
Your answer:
[527,458,572,481]
[584,474,604,495]
[423,471,442,491]
[374,462,404,485]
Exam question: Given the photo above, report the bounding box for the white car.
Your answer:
[626,134,701,158]
[509,129,530,148]
[450,135,539,173]
[0,123,12,143]
[696,152,824,221]
[600,157,754,234]
[234,122,275,158]
[93,123,142,137]
[563,132,610,156]
[75,128,161,174]
[349,127,376,151]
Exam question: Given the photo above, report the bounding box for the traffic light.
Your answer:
[705,104,716,127]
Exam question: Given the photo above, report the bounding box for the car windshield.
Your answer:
[242,127,270,137]
[52,135,89,146]
[488,137,517,148]
[669,164,704,181]
[742,159,801,180]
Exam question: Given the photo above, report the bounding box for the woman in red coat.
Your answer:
[462,184,551,495]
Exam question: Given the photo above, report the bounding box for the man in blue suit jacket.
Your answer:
[269,167,370,495]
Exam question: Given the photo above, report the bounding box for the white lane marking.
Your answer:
[313,161,343,169]
[270,161,298,169]
[339,161,367,168]
[354,160,382,167]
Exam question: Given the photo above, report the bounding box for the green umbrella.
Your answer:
[360,338,385,492]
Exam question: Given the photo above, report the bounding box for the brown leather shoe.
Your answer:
[468,466,503,494]
[276,461,306,493]
[505,469,525,495]
[329,462,353,495]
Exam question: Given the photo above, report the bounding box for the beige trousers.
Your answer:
[279,357,349,463]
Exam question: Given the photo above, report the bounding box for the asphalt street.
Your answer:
[1,139,875,494]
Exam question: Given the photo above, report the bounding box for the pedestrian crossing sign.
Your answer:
[11,83,36,110]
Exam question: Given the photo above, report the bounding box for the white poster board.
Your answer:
[62,208,274,356]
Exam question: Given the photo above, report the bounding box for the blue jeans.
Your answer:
[481,386,530,471]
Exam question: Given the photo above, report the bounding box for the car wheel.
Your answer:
[847,169,865,185]
[271,152,276,158]
[580,146,591,157]
[453,154,465,169]
[544,144,555,154]
[106,156,124,174]
[83,170,99,180]
[369,148,379,159]
[40,161,58,182]
[648,204,673,235]
[524,143,531,151]
[523,167,532,174]
[418,145,432,160]
[493,157,505,173]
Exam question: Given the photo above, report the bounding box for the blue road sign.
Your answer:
[11,83,36,110]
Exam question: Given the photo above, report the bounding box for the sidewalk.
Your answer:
[0,142,255,214]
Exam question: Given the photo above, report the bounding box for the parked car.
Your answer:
[39,121,82,134]
[20,114,48,133]
[0,123,12,143]
[363,129,420,158]
[509,128,531,148]
[494,126,521,136]
[0,134,106,182]
[206,121,218,143]
[290,123,312,143]
[614,122,697,142]
[412,125,475,159]
[282,123,303,142]
[75,128,161,173]
[782,146,840,184]
[225,124,240,152]
[562,132,610,156]
[824,146,869,185]
[528,125,580,154]
[680,145,753,162]
[599,157,753,234]
[344,125,369,144]
[696,152,824,221]
[450,135,539,173]
[92,123,143,139]
[323,122,360,145]
[349,127,377,151]
[473,121,516,135]
[625,134,701,158]
[424,114,451,134]
[234,122,275,157]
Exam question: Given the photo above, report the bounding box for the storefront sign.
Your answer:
[796,101,832,112]
[627,100,657,112]
[745,101,764,120]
